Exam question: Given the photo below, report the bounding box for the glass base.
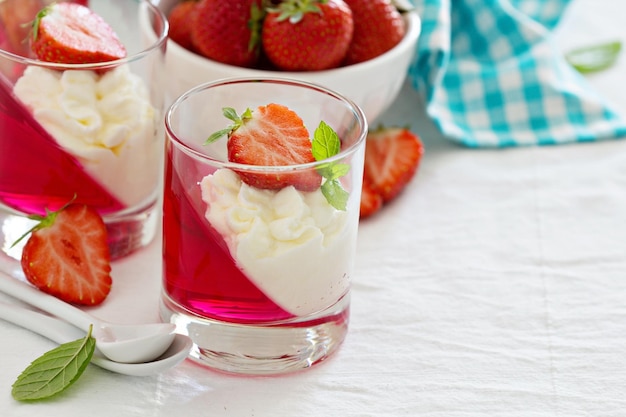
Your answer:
[160,292,350,375]
[0,201,160,261]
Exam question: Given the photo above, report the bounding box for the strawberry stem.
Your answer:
[10,194,78,248]
[268,0,327,24]
[205,107,253,144]
[31,6,52,43]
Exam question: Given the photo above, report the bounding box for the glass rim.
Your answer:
[0,0,168,70]
[165,77,369,173]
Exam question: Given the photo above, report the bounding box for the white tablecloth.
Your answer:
[2,1,626,415]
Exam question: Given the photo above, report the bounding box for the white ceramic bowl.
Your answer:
[142,0,421,122]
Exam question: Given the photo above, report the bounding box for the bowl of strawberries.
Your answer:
[143,0,421,122]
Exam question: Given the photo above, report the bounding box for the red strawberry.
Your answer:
[362,126,423,207]
[168,1,197,51]
[20,204,113,306]
[343,0,405,65]
[30,2,126,64]
[0,0,44,55]
[262,0,354,71]
[190,0,264,67]
[359,179,384,219]
[209,104,322,191]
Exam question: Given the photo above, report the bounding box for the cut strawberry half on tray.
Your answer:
[30,2,126,64]
[360,126,424,218]
[18,204,112,306]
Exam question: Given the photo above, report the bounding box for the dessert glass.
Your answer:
[162,77,367,374]
[0,0,168,260]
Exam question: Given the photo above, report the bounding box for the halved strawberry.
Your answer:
[19,204,112,306]
[359,179,384,219]
[208,104,322,191]
[30,2,126,64]
[362,126,423,207]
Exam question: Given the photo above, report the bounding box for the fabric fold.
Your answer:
[408,0,626,147]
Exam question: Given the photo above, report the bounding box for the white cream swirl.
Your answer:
[200,169,353,316]
[14,65,159,207]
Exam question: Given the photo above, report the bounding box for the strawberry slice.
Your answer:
[361,126,423,217]
[19,204,112,306]
[359,179,384,219]
[30,2,126,64]
[210,104,323,191]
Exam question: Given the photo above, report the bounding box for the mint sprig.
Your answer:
[12,325,96,401]
[312,121,350,211]
[565,40,622,74]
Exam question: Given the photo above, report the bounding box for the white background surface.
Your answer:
[2,0,626,415]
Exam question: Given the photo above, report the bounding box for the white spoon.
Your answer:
[0,270,177,364]
[0,300,192,376]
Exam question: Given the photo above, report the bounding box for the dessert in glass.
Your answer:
[162,77,367,374]
[0,0,168,260]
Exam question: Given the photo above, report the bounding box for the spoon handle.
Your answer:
[0,299,84,345]
[0,300,139,376]
[0,270,97,332]
[0,299,193,377]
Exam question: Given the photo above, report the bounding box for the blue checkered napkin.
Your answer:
[406,0,626,147]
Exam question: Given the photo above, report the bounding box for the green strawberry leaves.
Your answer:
[312,121,350,211]
[12,325,96,401]
[206,107,253,144]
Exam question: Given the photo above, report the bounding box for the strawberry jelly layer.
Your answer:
[0,75,124,215]
[162,147,294,324]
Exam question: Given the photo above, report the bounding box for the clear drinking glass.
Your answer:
[0,0,168,260]
[162,77,367,374]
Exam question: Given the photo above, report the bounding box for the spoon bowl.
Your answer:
[0,270,178,364]
[92,321,177,363]
[0,300,192,376]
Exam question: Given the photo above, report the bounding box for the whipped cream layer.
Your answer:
[14,65,159,207]
[200,169,354,316]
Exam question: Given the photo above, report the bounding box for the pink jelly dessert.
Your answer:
[162,149,294,324]
[0,74,124,215]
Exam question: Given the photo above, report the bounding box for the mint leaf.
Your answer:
[312,121,350,210]
[566,41,622,74]
[12,325,96,401]
[312,121,341,159]
[321,179,349,211]
[318,161,350,181]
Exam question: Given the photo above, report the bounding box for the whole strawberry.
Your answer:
[190,0,264,67]
[343,0,405,65]
[262,0,354,71]
[168,0,197,51]
[0,0,44,55]
[18,204,113,306]
[30,2,126,64]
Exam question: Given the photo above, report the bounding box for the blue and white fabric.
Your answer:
[407,0,626,147]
